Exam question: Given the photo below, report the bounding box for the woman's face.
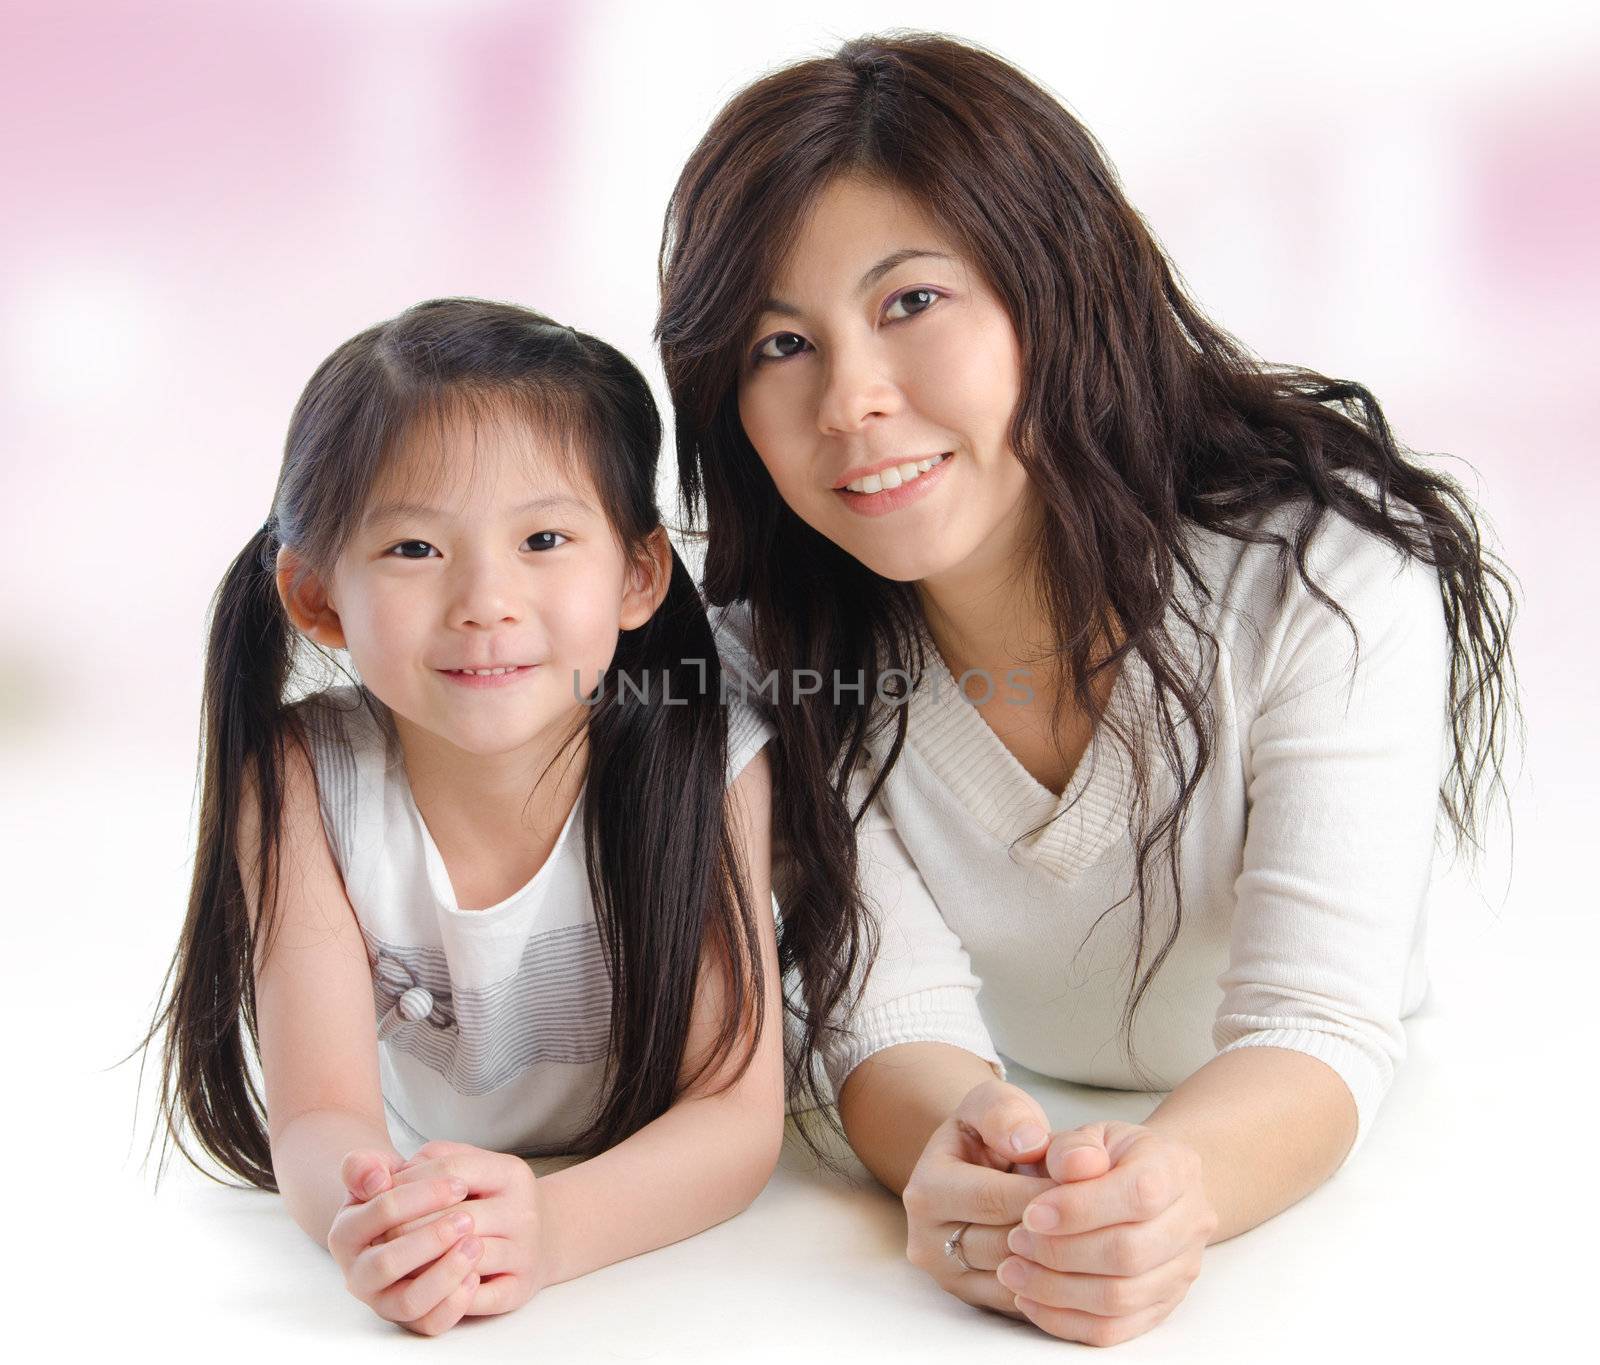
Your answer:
[736,176,1035,587]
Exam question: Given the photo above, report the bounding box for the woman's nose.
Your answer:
[816,343,903,435]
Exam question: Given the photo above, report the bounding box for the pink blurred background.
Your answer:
[2,0,1595,1335]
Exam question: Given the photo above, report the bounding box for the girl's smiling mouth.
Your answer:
[438,664,539,688]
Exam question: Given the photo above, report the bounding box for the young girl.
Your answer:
[148,298,784,1337]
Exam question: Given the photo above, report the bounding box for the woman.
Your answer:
[657,33,1514,1347]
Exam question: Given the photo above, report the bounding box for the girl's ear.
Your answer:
[275,546,348,648]
[618,527,673,632]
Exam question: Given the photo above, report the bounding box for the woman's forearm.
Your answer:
[837,1042,1001,1195]
[270,1105,399,1247]
[1140,1045,1358,1242]
[535,1089,783,1290]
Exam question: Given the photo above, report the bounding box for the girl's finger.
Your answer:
[391,1148,506,1194]
[339,1149,403,1202]
[373,1235,484,1325]
[1007,1199,1192,1276]
[402,1273,479,1339]
[1021,1149,1180,1235]
[1012,1293,1178,1348]
[332,1177,469,1257]
[348,1209,475,1298]
[463,1271,526,1317]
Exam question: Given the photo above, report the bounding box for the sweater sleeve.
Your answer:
[816,765,1005,1098]
[1213,517,1449,1161]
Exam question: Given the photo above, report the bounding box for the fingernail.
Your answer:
[1025,1204,1060,1232]
[1006,1226,1030,1257]
[1011,1124,1047,1154]
[449,1179,469,1200]
[459,1236,483,1259]
[447,1212,473,1236]
[360,1171,385,1199]
[997,1258,1025,1291]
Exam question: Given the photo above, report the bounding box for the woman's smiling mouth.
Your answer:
[834,452,953,515]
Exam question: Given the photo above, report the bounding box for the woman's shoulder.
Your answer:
[1181,490,1448,714]
[1184,490,1441,639]
[706,600,778,783]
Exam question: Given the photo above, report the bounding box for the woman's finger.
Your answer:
[1006,1199,1192,1276]
[1040,1124,1114,1183]
[945,1222,1017,1273]
[998,1246,1198,1317]
[952,1268,1027,1318]
[953,1081,1054,1166]
[907,1144,1055,1227]
[1012,1293,1178,1348]
[1021,1146,1181,1235]
[401,1273,479,1339]
[373,1235,483,1325]
[348,1210,475,1298]
[331,1177,469,1257]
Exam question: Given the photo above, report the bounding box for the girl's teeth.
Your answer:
[845,453,947,495]
[458,666,518,676]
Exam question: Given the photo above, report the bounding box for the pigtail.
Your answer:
[574,541,763,1153]
[142,523,295,1188]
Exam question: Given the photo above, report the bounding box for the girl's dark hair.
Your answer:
[145,298,765,1188]
[656,32,1518,1103]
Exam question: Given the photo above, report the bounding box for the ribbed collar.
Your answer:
[902,614,1156,885]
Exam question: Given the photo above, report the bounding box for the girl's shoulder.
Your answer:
[288,682,393,757]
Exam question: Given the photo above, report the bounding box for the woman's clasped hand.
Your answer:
[905,1082,1219,1347]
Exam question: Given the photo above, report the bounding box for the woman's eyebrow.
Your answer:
[758,249,952,317]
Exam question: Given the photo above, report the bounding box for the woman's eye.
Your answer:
[753,332,810,363]
[387,540,438,559]
[884,288,939,321]
[525,531,568,551]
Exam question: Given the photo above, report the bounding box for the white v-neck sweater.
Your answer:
[717,502,1449,1159]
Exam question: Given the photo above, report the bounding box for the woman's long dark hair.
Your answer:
[144,298,764,1188]
[656,32,1518,1102]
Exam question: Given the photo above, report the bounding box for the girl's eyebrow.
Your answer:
[758,248,952,318]
[362,494,593,528]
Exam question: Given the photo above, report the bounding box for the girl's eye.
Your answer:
[752,332,810,364]
[525,531,568,551]
[884,287,939,321]
[387,540,438,560]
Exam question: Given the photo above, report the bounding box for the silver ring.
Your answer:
[943,1221,976,1273]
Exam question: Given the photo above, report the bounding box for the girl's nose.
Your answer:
[816,343,903,435]
[449,556,522,628]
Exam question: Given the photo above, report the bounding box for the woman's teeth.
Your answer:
[452,666,525,676]
[844,453,948,494]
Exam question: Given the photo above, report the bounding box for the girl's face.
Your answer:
[281,409,664,765]
[736,176,1035,588]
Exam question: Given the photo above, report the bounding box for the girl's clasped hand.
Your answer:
[329,1143,546,1336]
[905,1081,1218,1348]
